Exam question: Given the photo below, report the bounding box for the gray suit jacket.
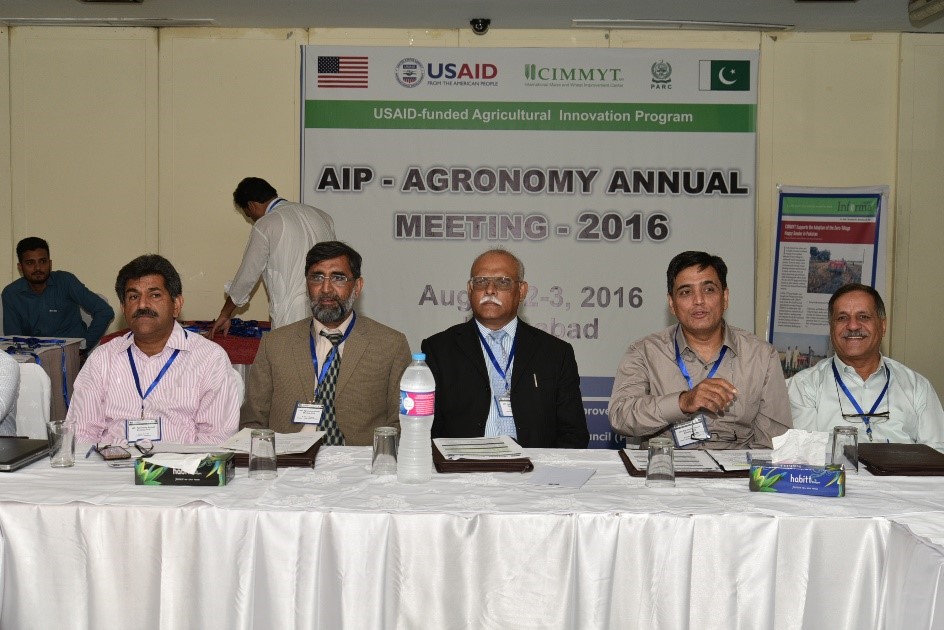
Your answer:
[241,313,412,446]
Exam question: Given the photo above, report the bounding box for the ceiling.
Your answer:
[0,0,942,34]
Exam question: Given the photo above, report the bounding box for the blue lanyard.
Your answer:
[832,359,889,442]
[266,197,286,214]
[477,328,517,388]
[126,331,186,417]
[674,325,728,390]
[308,312,356,398]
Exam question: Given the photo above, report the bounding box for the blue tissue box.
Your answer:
[749,460,845,497]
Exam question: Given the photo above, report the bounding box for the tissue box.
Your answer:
[133,452,235,486]
[749,460,845,497]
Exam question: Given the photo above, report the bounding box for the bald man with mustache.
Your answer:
[421,249,589,448]
[788,283,944,445]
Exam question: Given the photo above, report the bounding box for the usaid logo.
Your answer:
[395,58,424,88]
[396,58,499,87]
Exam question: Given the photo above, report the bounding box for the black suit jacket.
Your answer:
[421,318,589,448]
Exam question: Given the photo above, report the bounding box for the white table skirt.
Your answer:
[0,447,942,629]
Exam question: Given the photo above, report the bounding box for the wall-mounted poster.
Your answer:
[768,186,888,378]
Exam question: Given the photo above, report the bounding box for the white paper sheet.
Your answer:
[526,466,595,488]
[433,436,525,460]
[221,428,323,455]
[623,448,722,472]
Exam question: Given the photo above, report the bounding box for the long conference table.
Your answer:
[0,447,942,629]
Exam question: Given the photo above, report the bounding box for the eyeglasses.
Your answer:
[133,439,155,457]
[306,273,355,286]
[841,412,889,423]
[469,276,518,291]
[86,438,154,460]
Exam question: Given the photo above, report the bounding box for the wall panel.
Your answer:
[894,34,944,395]
[9,27,158,327]
[158,28,306,322]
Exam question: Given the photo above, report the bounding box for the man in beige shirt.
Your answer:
[608,251,792,449]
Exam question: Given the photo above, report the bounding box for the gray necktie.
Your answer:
[317,331,346,446]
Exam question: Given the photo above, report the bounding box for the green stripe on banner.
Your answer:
[782,196,879,217]
[306,100,756,132]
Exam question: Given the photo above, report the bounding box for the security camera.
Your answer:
[470,18,490,35]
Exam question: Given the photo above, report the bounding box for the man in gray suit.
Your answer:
[240,241,411,446]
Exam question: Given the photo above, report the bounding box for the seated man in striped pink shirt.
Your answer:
[67,255,240,445]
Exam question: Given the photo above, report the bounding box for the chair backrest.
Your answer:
[232,366,245,404]
[16,363,51,439]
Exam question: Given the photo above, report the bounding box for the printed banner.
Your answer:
[768,186,888,378]
[302,47,758,447]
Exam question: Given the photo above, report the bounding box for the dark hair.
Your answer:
[666,251,728,294]
[305,241,362,279]
[16,237,50,261]
[232,177,278,210]
[828,283,886,320]
[115,254,183,302]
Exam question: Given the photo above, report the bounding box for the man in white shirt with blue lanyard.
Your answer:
[788,283,944,445]
[210,177,335,336]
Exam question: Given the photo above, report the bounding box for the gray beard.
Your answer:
[311,292,356,326]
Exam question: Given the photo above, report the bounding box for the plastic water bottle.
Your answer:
[397,353,436,483]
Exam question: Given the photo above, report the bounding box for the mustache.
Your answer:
[479,295,503,306]
[133,308,159,318]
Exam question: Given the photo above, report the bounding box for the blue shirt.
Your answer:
[2,270,114,349]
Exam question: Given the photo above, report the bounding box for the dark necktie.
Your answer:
[318,331,346,445]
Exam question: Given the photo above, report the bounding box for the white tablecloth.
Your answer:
[0,447,942,629]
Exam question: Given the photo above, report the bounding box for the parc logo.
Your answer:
[395,58,499,88]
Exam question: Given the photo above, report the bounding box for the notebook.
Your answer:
[0,437,50,472]
[857,443,944,476]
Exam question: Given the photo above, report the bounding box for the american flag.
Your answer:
[317,55,369,88]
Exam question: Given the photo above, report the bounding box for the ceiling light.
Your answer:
[0,17,215,27]
[571,19,794,31]
[910,0,944,24]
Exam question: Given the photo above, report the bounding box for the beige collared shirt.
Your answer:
[608,322,792,449]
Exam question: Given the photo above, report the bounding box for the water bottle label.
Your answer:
[400,390,435,416]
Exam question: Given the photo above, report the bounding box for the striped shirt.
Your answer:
[67,322,239,444]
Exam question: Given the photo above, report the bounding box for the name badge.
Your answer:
[496,394,513,417]
[126,417,162,442]
[671,414,710,448]
[293,402,324,425]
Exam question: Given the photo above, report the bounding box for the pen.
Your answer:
[533,373,538,387]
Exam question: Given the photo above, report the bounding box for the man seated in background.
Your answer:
[67,254,239,444]
[788,283,944,444]
[609,251,792,449]
[241,241,410,446]
[2,237,114,353]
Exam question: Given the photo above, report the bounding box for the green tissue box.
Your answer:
[133,452,235,486]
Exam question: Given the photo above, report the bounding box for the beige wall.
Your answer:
[894,34,944,392]
[7,27,158,325]
[1,26,940,393]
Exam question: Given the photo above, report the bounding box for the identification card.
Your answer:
[293,402,325,425]
[496,394,513,417]
[671,414,710,448]
[126,417,162,442]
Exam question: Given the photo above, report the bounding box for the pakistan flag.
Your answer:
[699,60,750,91]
